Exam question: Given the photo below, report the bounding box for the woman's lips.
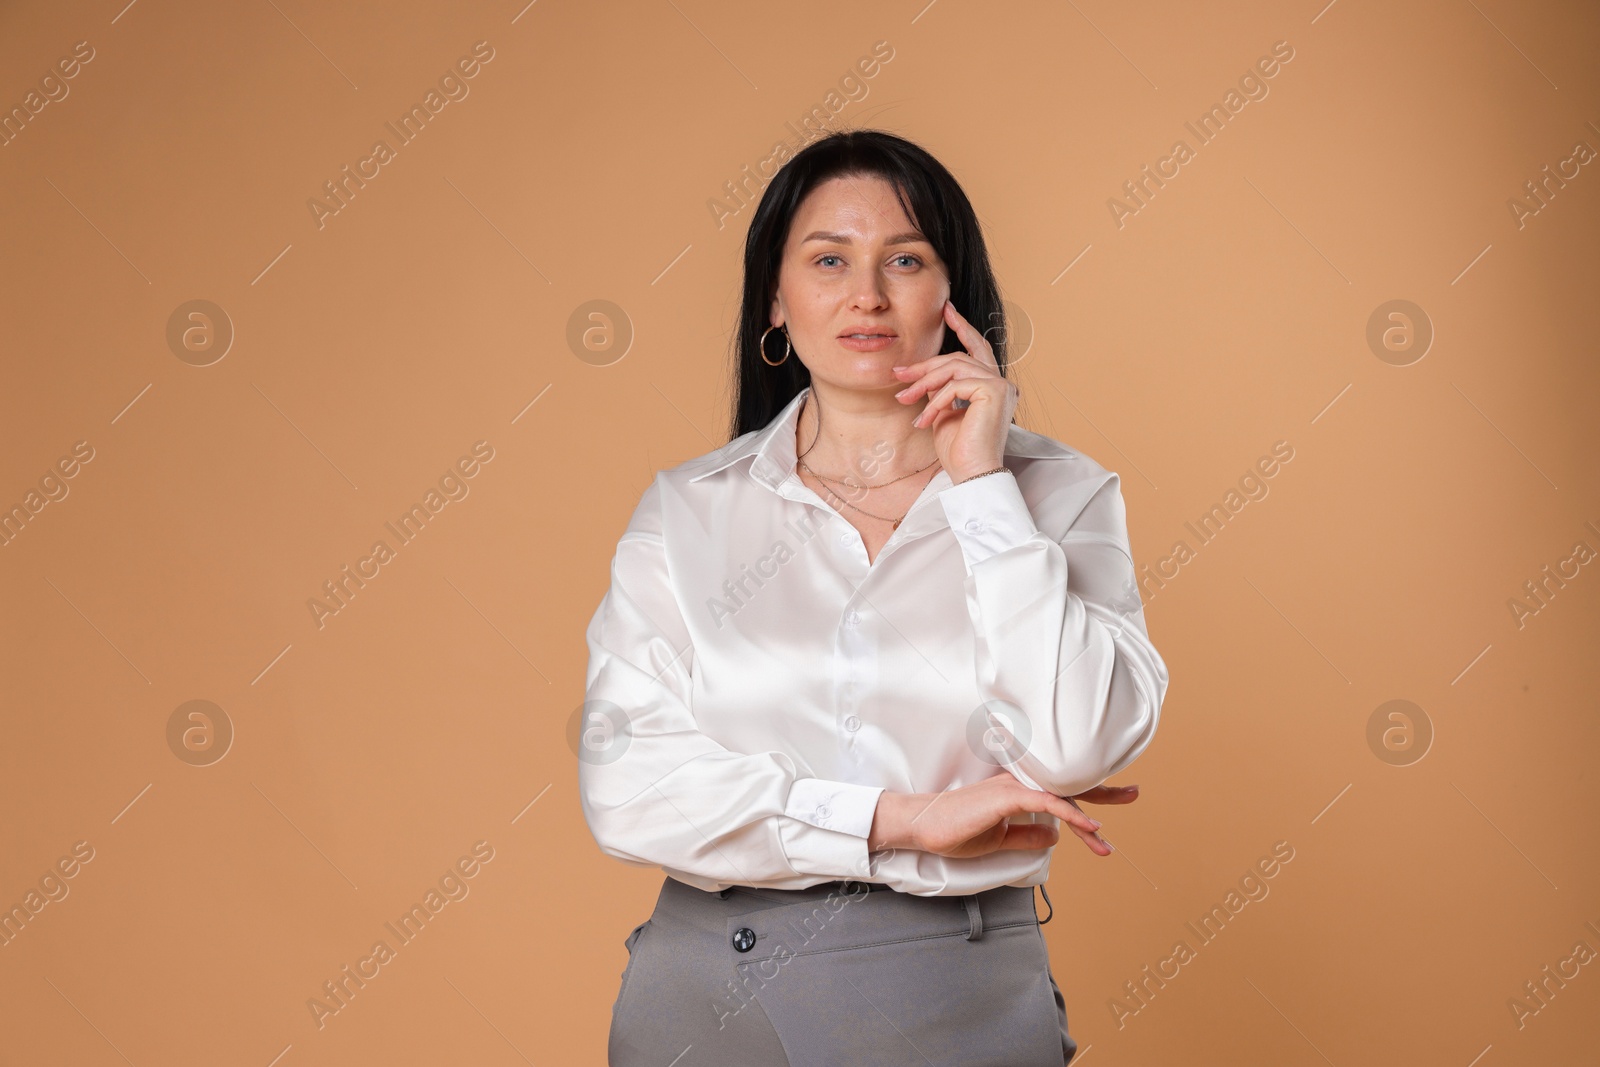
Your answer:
[837,334,898,352]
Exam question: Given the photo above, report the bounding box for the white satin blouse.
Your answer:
[578,386,1168,897]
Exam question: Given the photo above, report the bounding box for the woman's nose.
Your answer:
[851,270,889,309]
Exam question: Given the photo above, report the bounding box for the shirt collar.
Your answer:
[685,385,1080,491]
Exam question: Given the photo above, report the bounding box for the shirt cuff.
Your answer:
[785,778,886,837]
[780,780,888,879]
[937,469,1040,572]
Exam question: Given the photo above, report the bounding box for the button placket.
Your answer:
[839,674,857,741]
[834,598,882,748]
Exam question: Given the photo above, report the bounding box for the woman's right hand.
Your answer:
[868,774,1139,859]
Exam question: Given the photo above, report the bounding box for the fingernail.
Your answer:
[895,387,909,398]
[891,365,907,372]
[1090,819,1102,829]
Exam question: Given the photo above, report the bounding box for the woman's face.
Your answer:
[769,174,950,393]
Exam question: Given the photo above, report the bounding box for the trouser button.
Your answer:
[732,927,757,952]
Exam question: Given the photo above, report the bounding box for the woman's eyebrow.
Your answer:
[800,231,928,245]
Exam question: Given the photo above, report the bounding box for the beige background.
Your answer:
[2,0,1597,1063]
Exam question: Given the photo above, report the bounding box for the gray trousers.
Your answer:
[608,874,1077,1066]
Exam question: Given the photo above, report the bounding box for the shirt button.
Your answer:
[839,533,851,545]
[844,715,861,732]
[966,519,985,534]
[732,927,756,953]
[816,804,831,819]
[845,610,860,626]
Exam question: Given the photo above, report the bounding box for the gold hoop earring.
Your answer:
[759,324,792,366]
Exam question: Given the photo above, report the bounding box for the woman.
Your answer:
[579,129,1169,1066]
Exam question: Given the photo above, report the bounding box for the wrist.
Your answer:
[868,790,920,851]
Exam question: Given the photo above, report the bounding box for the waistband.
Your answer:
[815,879,893,893]
[715,878,1033,900]
[664,877,1045,948]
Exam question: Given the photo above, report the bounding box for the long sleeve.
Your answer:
[578,476,888,886]
[936,467,1167,798]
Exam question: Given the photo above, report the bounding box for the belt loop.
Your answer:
[1036,883,1054,925]
[962,894,984,940]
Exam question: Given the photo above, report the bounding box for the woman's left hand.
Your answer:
[892,300,1020,483]
[1062,783,1139,853]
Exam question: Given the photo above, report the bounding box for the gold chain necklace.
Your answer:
[795,388,941,530]
[813,480,928,529]
[798,457,938,490]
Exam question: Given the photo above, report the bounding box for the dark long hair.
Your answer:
[728,129,1010,439]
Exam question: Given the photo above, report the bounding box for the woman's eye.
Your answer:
[815,253,921,268]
